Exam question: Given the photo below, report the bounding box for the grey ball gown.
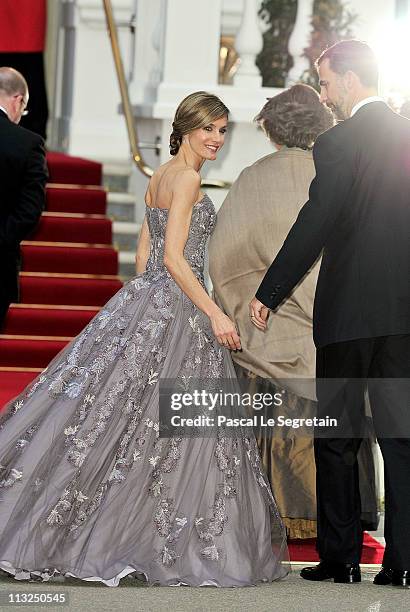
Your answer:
[0,195,289,587]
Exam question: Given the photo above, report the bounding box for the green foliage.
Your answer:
[256,0,298,87]
[256,0,358,88]
[301,0,358,88]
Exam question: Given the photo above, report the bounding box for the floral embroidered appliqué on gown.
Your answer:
[0,195,289,587]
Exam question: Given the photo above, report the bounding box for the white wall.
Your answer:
[63,0,398,165]
[348,0,396,44]
[68,0,134,160]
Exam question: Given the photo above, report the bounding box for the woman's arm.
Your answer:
[135,215,150,274]
[164,169,241,350]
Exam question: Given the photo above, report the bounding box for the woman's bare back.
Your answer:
[145,161,204,210]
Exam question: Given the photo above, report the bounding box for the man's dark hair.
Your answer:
[255,83,334,150]
[316,40,379,88]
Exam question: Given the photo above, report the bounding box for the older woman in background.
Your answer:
[209,84,379,539]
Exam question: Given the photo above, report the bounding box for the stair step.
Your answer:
[119,252,136,264]
[103,162,132,193]
[107,192,136,222]
[46,185,107,215]
[19,272,123,306]
[113,221,140,252]
[0,335,72,368]
[47,152,102,186]
[0,369,41,410]
[108,193,135,205]
[4,304,100,336]
[118,251,137,279]
[113,221,140,234]
[21,242,118,274]
[32,213,112,244]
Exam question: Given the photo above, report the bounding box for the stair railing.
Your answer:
[102,0,231,189]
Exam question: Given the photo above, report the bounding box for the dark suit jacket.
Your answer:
[256,102,410,348]
[0,108,47,309]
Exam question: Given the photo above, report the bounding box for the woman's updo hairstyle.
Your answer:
[169,91,229,156]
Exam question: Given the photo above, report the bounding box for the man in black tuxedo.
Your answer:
[0,67,47,329]
[250,40,410,587]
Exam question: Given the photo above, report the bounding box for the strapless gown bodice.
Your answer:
[145,194,215,282]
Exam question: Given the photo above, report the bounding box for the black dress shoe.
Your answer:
[300,560,361,583]
[374,567,410,587]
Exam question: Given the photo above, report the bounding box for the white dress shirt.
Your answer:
[350,96,385,117]
[0,105,8,117]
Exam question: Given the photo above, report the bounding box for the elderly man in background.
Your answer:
[210,83,379,540]
[0,67,47,329]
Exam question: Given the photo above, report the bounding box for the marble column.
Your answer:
[161,0,222,87]
[286,0,314,85]
[233,0,263,87]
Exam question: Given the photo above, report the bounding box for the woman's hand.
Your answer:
[209,308,241,351]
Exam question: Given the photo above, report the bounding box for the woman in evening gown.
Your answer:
[0,91,289,587]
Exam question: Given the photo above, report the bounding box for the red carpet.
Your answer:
[0,336,71,368]
[21,244,118,274]
[32,213,112,244]
[46,152,102,185]
[0,151,123,410]
[46,186,107,215]
[288,533,384,564]
[0,370,40,409]
[3,305,99,336]
[19,273,122,306]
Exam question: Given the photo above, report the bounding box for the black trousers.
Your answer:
[315,334,410,569]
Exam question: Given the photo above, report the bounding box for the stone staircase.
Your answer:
[103,162,141,280]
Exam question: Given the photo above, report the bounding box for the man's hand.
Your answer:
[249,297,270,330]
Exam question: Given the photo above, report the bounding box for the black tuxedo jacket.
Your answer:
[0,109,47,251]
[256,102,410,348]
[0,109,47,308]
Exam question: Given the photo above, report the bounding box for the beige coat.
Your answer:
[209,147,320,400]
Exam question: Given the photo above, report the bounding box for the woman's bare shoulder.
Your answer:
[149,162,172,187]
[171,167,201,192]
[148,164,201,208]
[146,162,173,205]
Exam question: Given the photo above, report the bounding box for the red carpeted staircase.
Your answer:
[0,152,123,408]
